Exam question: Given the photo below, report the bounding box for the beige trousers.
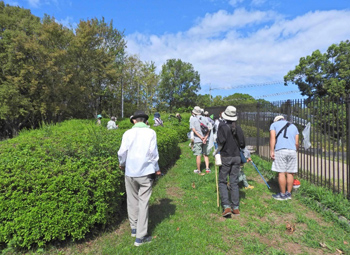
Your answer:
[125,175,154,239]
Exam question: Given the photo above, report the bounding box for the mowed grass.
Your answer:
[15,142,350,255]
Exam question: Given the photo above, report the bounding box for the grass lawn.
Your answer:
[16,142,350,255]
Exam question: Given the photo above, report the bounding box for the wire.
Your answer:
[208,80,285,91]
[256,90,300,98]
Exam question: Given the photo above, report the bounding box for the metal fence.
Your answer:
[205,96,350,199]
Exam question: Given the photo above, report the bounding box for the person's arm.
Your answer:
[117,134,129,169]
[270,130,276,160]
[192,127,205,142]
[149,131,161,174]
[236,125,246,149]
[295,134,299,151]
[215,123,225,152]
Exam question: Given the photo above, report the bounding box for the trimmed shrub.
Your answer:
[0,120,124,248]
[0,118,182,249]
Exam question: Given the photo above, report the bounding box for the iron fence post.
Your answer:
[256,102,260,155]
[286,99,292,121]
[347,95,350,199]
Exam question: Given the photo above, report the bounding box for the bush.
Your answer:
[0,120,125,249]
[0,118,183,249]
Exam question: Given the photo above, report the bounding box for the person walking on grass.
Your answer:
[190,106,212,174]
[216,106,245,217]
[270,115,299,200]
[118,110,161,246]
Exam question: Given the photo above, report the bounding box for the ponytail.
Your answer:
[231,121,237,136]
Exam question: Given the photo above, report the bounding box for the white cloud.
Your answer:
[56,16,77,29]
[187,8,280,38]
[228,0,266,7]
[228,0,245,7]
[6,1,19,6]
[26,0,59,8]
[126,8,350,96]
[251,0,266,6]
[27,0,40,7]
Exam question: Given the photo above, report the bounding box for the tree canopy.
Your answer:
[158,59,200,111]
[284,40,350,99]
[0,2,162,137]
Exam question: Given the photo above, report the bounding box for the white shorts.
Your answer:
[272,149,298,173]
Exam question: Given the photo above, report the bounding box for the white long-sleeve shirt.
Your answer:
[118,122,159,177]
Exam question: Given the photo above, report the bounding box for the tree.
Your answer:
[0,2,42,136]
[284,40,350,99]
[68,17,125,118]
[196,94,211,108]
[0,2,126,137]
[158,59,200,111]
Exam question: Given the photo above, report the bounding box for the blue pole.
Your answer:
[251,161,271,189]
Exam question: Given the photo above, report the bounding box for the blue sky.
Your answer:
[4,0,350,102]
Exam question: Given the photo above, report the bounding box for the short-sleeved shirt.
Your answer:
[190,115,211,143]
[270,120,299,151]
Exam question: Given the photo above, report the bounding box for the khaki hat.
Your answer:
[222,106,237,121]
[192,106,202,115]
[274,115,285,122]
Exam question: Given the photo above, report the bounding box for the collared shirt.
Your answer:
[118,122,159,177]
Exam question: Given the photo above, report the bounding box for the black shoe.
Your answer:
[134,236,152,246]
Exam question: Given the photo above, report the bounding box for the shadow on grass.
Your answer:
[267,178,279,194]
[148,198,176,235]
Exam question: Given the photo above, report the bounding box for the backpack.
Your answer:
[198,117,209,136]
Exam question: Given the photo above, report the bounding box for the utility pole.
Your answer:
[209,84,219,106]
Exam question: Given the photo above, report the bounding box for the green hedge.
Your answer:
[0,117,183,249]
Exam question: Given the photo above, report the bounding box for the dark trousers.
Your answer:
[219,156,241,209]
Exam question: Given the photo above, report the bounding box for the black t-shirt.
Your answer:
[217,121,245,158]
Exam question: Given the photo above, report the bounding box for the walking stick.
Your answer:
[215,164,219,208]
[251,161,271,189]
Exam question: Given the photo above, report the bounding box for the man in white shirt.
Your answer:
[118,110,161,246]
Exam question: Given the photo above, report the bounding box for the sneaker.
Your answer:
[244,185,254,190]
[222,207,232,217]
[205,168,211,173]
[194,169,201,174]
[134,236,152,246]
[272,192,287,201]
[285,191,292,200]
[232,209,240,215]
[131,229,136,237]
